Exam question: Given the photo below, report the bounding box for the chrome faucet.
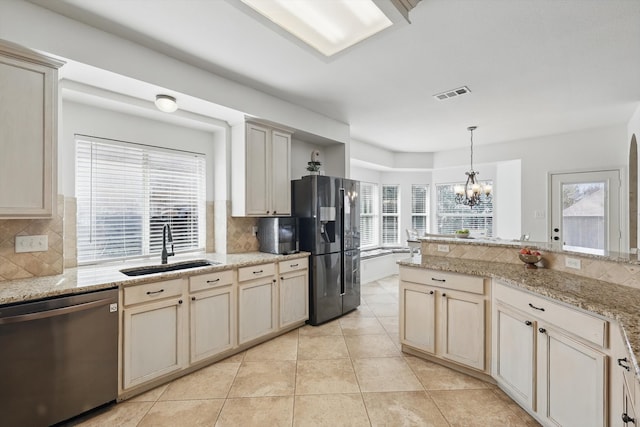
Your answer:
[161,223,175,264]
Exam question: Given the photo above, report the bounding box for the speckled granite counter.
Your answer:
[398,255,640,382]
[0,252,310,306]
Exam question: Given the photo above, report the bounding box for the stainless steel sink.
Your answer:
[120,259,219,276]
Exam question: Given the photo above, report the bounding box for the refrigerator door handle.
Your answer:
[339,187,345,296]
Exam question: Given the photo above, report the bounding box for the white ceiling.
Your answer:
[31,0,640,153]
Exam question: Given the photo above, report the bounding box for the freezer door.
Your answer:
[342,249,361,314]
[342,179,360,251]
[309,252,342,325]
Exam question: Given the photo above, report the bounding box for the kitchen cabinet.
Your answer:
[0,40,64,218]
[492,280,608,427]
[278,258,309,329]
[121,279,187,390]
[189,270,236,364]
[610,322,639,427]
[238,262,278,344]
[399,266,487,371]
[231,121,292,217]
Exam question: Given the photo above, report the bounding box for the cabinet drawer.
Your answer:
[279,257,308,274]
[190,269,234,292]
[493,281,607,347]
[124,279,184,306]
[238,262,275,282]
[400,266,485,295]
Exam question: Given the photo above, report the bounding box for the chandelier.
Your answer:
[455,126,492,207]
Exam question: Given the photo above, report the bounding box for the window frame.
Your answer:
[410,184,429,237]
[75,135,206,265]
[435,181,494,237]
[381,184,400,246]
[359,181,379,249]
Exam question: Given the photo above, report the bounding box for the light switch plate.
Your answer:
[565,257,581,269]
[437,244,450,253]
[15,234,49,253]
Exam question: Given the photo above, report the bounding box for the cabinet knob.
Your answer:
[618,357,631,372]
[178,299,183,304]
[191,296,196,301]
[622,413,636,424]
[429,290,434,295]
[266,211,270,214]
[273,279,277,283]
[442,293,447,297]
[525,320,532,326]
[273,211,277,215]
[538,327,546,334]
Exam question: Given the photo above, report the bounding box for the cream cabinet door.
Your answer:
[245,123,270,216]
[270,130,291,216]
[238,278,277,344]
[189,285,236,364]
[399,281,436,353]
[279,269,308,329]
[0,50,60,218]
[492,303,536,410]
[536,324,607,427]
[439,289,485,370]
[122,297,186,389]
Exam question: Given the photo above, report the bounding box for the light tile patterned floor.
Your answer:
[67,275,540,427]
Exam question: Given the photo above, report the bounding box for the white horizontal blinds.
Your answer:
[76,137,205,264]
[359,182,378,248]
[436,182,493,236]
[382,185,399,245]
[411,184,429,236]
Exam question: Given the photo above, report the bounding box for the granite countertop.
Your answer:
[399,255,640,382]
[0,251,310,306]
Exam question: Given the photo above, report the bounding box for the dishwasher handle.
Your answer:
[0,298,116,325]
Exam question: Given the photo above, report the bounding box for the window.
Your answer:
[382,185,400,245]
[359,182,378,248]
[411,184,429,236]
[436,182,493,236]
[76,136,206,264]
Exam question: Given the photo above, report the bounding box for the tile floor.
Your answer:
[67,275,540,427]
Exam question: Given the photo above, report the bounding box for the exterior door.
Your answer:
[550,170,621,254]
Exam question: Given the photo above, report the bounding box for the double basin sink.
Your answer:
[120,259,220,277]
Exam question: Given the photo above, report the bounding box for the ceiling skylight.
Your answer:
[240,0,393,57]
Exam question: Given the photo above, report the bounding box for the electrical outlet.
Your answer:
[15,234,48,253]
[437,244,449,253]
[565,257,581,269]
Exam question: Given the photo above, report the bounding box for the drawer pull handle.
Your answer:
[290,263,299,267]
[528,303,545,312]
[525,320,532,326]
[538,327,547,334]
[431,278,446,282]
[206,278,220,284]
[618,357,631,372]
[622,413,636,424]
[253,270,264,274]
[146,289,164,295]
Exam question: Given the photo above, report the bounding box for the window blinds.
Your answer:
[76,136,206,264]
[436,182,493,236]
[411,184,429,236]
[359,182,378,248]
[382,185,399,245]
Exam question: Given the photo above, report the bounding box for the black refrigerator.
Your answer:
[292,175,360,325]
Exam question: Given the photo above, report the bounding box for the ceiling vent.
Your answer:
[433,86,471,101]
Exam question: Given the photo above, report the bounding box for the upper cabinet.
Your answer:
[232,121,291,217]
[0,40,64,218]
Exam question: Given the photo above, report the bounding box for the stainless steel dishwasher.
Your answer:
[0,288,119,427]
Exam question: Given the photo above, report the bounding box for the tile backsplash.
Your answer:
[0,195,64,282]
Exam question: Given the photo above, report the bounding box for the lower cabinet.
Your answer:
[610,321,639,427]
[238,263,277,345]
[278,258,309,329]
[121,279,187,390]
[492,280,608,427]
[189,270,236,364]
[399,266,487,372]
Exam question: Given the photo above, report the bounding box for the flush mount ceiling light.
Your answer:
[455,126,492,208]
[155,94,178,113]
[240,0,393,57]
